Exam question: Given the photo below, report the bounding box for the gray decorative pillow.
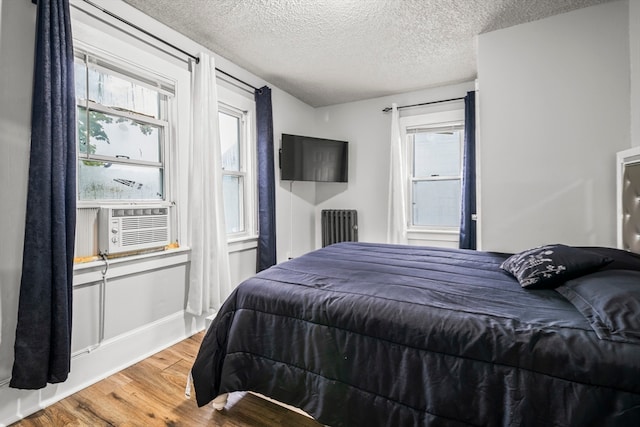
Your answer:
[555,270,640,344]
[500,244,612,288]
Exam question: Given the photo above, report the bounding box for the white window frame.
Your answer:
[218,84,257,243]
[400,109,465,238]
[74,47,176,209]
[70,28,189,259]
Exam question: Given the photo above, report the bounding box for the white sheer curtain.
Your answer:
[387,103,408,244]
[186,53,232,315]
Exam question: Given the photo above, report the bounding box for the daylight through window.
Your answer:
[74,54,173,202]
[409,125,464,228]
[219,107,247,234]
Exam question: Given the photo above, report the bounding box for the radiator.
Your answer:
[321,209,358,247]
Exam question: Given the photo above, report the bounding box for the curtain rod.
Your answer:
[80,0,260,92]
[382,96,465,113]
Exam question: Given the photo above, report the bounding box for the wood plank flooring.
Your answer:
[11,332,323,427]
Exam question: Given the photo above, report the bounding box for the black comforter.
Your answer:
[191,243,640,426]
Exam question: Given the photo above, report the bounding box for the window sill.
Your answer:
[408,227,459,235]
[72,236,258,286]
[76,201,173,209]
[407,228,459,242]
[228,235,259,253]
[73,247,191,287]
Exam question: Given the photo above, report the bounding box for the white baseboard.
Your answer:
[0,310,206,427]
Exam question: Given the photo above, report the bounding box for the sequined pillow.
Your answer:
[500,244,612,288]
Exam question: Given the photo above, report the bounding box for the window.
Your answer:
[219,107,246,234]
[402,109,464,232]
[74,53,174,202]
[217,85,256,240]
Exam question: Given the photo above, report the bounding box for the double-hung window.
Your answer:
[219,106,246,234]
[74,53,173,202]
[409,125,464,228]
[402,109,464,234]
[217,85,256,241]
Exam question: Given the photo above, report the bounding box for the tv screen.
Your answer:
[280,134,348,182]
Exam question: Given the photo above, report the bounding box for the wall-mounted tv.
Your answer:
[280,134,348,182]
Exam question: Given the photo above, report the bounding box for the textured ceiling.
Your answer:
[122,0,613,107]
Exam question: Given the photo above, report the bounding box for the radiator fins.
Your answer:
[321,209,358,247]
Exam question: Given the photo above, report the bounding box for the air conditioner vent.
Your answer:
[121,229,169,247]
[99,205,171,255]
[121,216,168,231]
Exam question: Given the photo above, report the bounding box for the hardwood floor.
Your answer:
[11,332,323,427]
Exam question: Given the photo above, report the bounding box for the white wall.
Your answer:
[272,90,318,260]
[0,0,35,386]
[311,82,474,248]
[631,0,640,147]
[477,0,630,253]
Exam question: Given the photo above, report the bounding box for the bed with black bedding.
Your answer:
[191,242,640,426]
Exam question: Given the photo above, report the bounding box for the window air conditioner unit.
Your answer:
[98,205,170,255]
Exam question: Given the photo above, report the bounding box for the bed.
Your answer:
[191,241,640,426]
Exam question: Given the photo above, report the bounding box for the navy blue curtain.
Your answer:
[11,0,76,389]
[255,86,277,271]
[459,91,476,250]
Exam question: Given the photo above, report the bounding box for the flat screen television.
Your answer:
[280,134,348,182]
